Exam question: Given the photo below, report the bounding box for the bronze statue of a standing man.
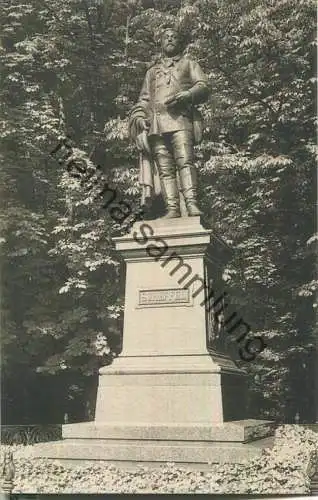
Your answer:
[129,27,210,218]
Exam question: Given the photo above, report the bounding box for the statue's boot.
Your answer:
[161,177,181,218]
[179,165,202,216]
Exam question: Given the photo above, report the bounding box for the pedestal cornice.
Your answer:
[113,216,233,266]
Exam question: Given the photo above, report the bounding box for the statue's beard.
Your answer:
[163,45,180,57]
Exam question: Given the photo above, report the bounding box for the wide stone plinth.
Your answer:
[63,420,274,442]
[31,420,275,467]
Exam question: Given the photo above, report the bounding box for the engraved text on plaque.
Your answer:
[139,288,190,307]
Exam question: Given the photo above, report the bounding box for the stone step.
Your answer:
[31,435,274,466]
[62,419,274,443]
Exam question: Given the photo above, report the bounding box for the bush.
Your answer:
[1,425,62,446]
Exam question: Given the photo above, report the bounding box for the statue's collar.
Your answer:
[162,54,182,67]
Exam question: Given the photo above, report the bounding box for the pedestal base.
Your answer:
[95,354,246,425]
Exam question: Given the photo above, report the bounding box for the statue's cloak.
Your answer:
[128,104,162,207]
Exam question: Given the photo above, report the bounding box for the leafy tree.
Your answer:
[0,0,316,423]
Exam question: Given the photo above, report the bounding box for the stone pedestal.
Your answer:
[95,217,245,425]
[31,217,274,467]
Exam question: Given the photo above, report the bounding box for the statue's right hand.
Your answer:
[136,130,151,154]
[136,118,150,132]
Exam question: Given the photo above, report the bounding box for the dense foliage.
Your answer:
[1,0,316,423]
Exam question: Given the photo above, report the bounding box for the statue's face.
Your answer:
[161,29,180,57]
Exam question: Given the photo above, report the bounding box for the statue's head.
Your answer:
[160,27,185,57]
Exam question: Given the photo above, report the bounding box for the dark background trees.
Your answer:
[1,0,316,424]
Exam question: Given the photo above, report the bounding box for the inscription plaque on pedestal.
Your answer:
[138,288,190,308]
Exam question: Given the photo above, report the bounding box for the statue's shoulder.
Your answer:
[181,54,197,64]
[142,62,156,79]
[146,56,161,72]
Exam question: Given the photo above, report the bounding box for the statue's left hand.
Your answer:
[166,91,191,107]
